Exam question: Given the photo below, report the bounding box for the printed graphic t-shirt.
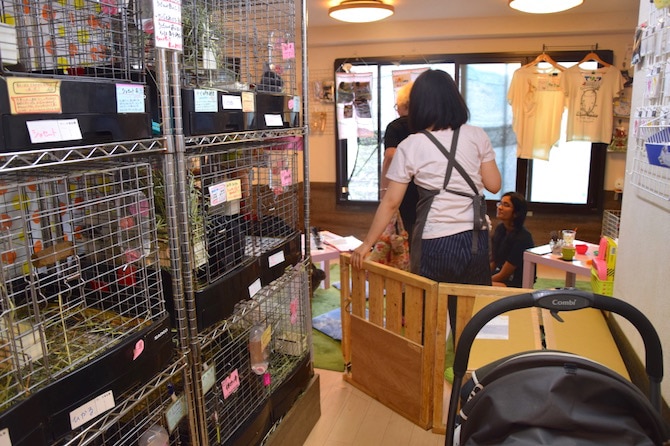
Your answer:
[563,65,624,143]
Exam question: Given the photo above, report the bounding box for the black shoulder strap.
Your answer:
[421,128,479,196]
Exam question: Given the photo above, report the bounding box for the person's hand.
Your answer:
[351,243,372,269]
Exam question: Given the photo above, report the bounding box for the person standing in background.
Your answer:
[490,191,535,287]
[381,81,418,243]
[352,69,501,285]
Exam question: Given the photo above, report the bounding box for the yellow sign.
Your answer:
[7,77,62,115]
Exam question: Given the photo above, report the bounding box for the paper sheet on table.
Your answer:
[475,315,509,340]
[321,233,362,252]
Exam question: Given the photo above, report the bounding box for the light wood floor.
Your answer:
[304,368,446,446]
[303,264,571,445]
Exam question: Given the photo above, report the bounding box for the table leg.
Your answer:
[323,260,330,289]
[565,272,576,288]
[522,259,536,289]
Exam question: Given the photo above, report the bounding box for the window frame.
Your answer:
[333,50,614,215]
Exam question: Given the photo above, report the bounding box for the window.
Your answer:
[334,51,612,213]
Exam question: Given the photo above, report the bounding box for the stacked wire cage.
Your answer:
[183,138,302,332]
[179,0,300,137]
[196,263,310,446]
[0,0,155,152]
[0,161,175,444]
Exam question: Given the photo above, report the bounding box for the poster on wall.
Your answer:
[391,68,427,90]
[335,72,374,139]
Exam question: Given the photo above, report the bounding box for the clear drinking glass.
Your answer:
[562,229,576,246]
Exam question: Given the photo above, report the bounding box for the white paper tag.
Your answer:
[202,364,217,394]
[27,119,82,144]
[268,251,285,268]
[222,94,243,110]
[69,390,115,429]
[116,84,146,113]
[194,89,218,112]
[165,394,187,433]
[264,114,283,127]
[0,428,11,446]
[248,278,262,297]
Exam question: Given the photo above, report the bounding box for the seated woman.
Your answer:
[491,191,534,287]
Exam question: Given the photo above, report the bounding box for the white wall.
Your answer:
[616,0,670,400]
[306,11,637,185]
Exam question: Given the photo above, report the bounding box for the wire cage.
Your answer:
[180,0,297,94]
[52,357,193,446]
[0,162,169,422]
[185,140,300,290]
[0,0,148,80]
[198,263,309,446]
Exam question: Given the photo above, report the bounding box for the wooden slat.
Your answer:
[404,286,424,344]
[385,277,403,334]
[368,272,385,326]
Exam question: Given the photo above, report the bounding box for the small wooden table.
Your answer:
[522,240,598,289]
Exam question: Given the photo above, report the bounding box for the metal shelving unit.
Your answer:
[0,0,311,442]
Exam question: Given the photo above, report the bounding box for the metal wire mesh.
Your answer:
[180,0,297,94]
[601,209,621,240]
[185,140,300,289]
[53,357,192,446]
[0,161,165,413]
[0,0,148,80]
[198,263,309,445]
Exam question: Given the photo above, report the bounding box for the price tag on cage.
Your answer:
[27,119,82,144]
[221,369,240,399]
[165,394,186,433]
[0,428,11,446]
[69,390,116,430]
[281,42,295,60]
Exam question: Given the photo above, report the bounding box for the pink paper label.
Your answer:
[222,369,240,399]
[280,169,292,187]
[290,298,298,325]
[281,42,295,59]
[263,373,271,386]
[132,339,144,360]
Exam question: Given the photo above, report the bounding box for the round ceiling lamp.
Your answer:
[509,0,583,14]
[329,0,395,23]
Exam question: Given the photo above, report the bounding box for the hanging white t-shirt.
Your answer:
[507,65,565,161]
[386,125,496,239]
[563,65,624,143]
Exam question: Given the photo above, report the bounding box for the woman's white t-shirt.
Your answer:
[386,125,496,239]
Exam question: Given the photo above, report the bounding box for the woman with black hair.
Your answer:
[352,69,501,285]
[491,191,535,287]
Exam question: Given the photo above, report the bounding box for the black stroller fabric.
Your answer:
[456,351,669,445]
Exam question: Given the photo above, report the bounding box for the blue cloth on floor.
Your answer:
[312,308,342,340]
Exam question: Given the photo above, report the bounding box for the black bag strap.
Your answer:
[420,128,479,196]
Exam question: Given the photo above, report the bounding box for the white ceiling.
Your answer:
[305,0,639,28]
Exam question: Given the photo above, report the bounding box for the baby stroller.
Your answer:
[445,289,670,446]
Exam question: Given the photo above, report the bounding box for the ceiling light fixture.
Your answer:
[329,0,395,23]
[508,0,583,14]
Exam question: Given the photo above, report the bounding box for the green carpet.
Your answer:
[310,264,591,372]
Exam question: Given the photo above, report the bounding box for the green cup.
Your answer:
[561,246,576,261]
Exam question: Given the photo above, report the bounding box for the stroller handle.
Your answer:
[446,289,664,446]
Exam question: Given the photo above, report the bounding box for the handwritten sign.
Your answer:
[264,114,283,127]
[7,77,61,115]
[221,369,240,399]
[281,42,295,60]
[26,119,83,144]
[222,94,243,110]
[69,390,115,429]
[116,84,146,113]
[280,168,292,187]
[153,0,182,50]
[241,91,255,112]
[201,364,216,394]
[208,179,242,207]
[194,89,218,112]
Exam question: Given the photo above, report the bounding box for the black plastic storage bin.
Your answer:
[181,88,256,136]
[0,391,50,446]
[0,77,152,152]
[259,232,301,286]
[254,93,300,130]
